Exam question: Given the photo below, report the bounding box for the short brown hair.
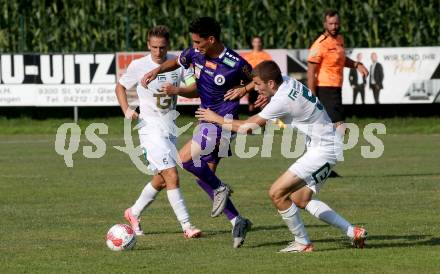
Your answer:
[252,60,283,85]
[324,9,339,22]
[148,25,170,42]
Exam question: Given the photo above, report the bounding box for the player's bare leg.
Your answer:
[269,171,313,253]
[291,187,367,248]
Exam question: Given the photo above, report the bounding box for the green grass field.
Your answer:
[1,116,440,273]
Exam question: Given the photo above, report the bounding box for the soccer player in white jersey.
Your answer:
[115,26,201,239]
[195,60,367,252]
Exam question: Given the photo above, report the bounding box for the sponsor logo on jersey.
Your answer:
[225,51,240,62]
[309,48,318,57]
[223,57,236,68]
[204,69,214,76]
[205,61,217,70]
[171,73,178,81]
[194,63,203,69]
[157,74,167,82]
[288,88,299,100]
[312,162,331,184]
[214,74,226,86]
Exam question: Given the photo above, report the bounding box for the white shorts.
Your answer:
[138,133,178,173]
[288,148,338,193]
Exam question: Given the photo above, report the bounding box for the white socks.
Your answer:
[131,182,159,216]
[130,183,192,231]
[167,188,191,231]
[305,199,354,238]
[279,203,311,245]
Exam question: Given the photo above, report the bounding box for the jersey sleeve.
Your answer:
[258,97,289,120]
[238,59,253,84]
[177,47,194,69]
[307,40,323,64]
[118,61,138,89]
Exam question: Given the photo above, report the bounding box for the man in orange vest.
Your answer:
[307,9,368,177]
[307,9,368,127]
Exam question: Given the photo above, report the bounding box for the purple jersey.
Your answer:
[178,46,252,117]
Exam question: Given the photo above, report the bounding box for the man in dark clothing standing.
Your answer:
[369,52,384,104]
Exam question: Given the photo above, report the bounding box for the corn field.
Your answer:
[1,0,439,53]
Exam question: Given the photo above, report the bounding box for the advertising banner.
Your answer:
[2,48,439,106]
[286,47,440,104]
[0,54,117,106]
[343,47,440,104]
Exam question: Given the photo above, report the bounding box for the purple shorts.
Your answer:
[192,122,235,164]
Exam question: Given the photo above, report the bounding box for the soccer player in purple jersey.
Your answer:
[141,17,264,248]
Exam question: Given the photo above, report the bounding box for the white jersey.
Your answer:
[119,54,193,135]
[259,76,342,151]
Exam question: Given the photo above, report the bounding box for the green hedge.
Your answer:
[1,0,439,52]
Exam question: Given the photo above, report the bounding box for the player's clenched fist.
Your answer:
[224,86,247,101]
[124,107,139,120]
[141,67,160,88]
[161,83,179,95]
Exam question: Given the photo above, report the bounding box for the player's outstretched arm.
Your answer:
[115,83,138,119]
[141,58,180,88]
[254,94,269,108]
[161,82,199,98]
[195,108,267,134]
[345,57,369,78]
[224,82,255,101]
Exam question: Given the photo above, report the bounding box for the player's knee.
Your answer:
[268,187,283,204]
[180,151,191,164]
[152,176,166,190]
[161,168,179,188]
[293,198,308,209]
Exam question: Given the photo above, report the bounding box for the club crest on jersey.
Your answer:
[214,74,226,86]
[242,65,252,78]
